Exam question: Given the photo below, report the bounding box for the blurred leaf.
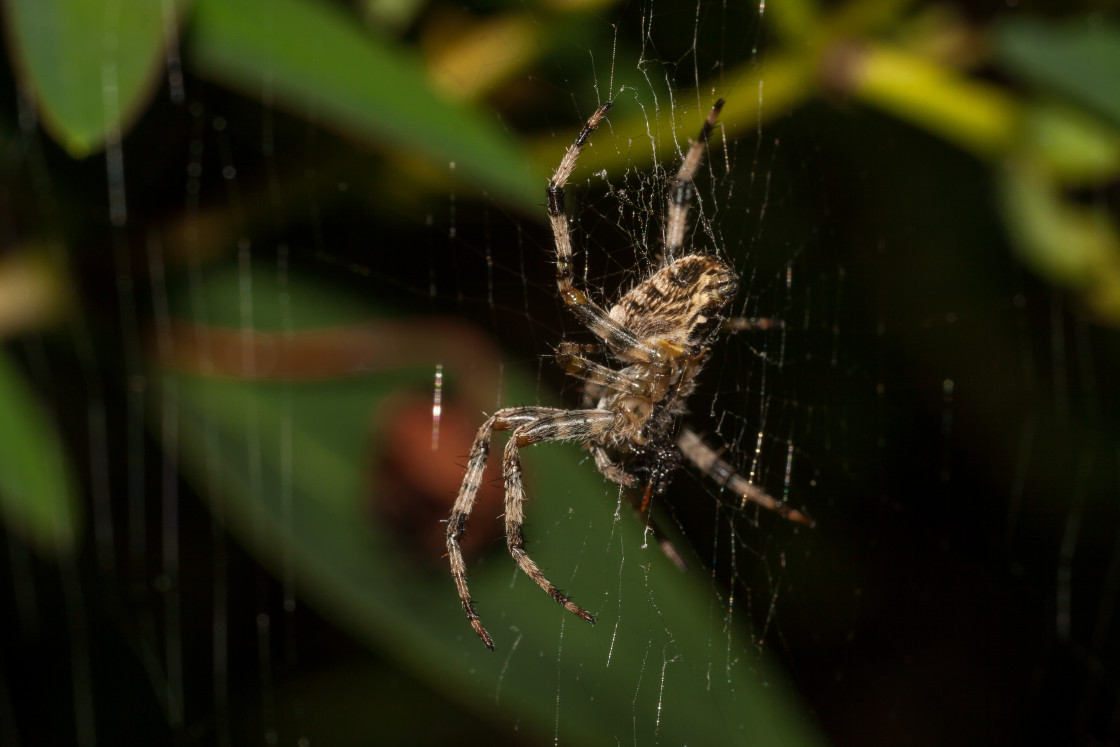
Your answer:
[1,0,188,157]
[160,265,823,745]
[527,52,817,178]
[1017,103,1120,184]
[358,0,425,36]
[997,158,1120,321]
[188,0,541,210]
[994,16,1120,131]
[766,0,819,42]
[845,42,1019,160]
[426,13,541,100]
[0,349,80,553]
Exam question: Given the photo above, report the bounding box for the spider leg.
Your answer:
[555,346,654,398]
[504,410,619,628]
[447,406,567,650]
[589,443,637,487]
[547,104,672,366]
[664,99,725,261]
[558,341,602,355]
[677,427,814,527]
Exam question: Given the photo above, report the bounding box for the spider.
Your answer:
[446,99,812,650]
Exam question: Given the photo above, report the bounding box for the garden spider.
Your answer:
[446,99,812,650]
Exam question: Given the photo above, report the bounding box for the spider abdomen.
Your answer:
[608,255,739,354]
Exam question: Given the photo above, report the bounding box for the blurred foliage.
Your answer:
[2,0,1120,743]
[0,347,79,553]
[2,0,191,157]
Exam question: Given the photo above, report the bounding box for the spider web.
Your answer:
[3,1,1120,745]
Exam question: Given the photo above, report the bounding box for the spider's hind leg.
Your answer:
[677,427,814,526]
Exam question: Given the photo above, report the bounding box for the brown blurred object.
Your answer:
[156,318,500,397]
[373,395,505,565]
[152,315,511,565]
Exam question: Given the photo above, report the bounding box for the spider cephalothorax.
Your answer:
[446,99,811,650]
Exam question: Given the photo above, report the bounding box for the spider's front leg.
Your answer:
[447,406,566,650]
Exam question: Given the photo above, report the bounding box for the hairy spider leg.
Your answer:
[555,342,655,398]
[589,443,638,488]
[447,406,619,649]
[502,410,619,634]
[664,99,726,261]
[447,407,562,649]
[677,427,814,526]
[546,102,671,367]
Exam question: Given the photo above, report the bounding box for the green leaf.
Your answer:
[994,16,1120,131]
[1,0,189,157]
[188,0,541,210]
[161,265,823,745]
[0,349,81,553]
